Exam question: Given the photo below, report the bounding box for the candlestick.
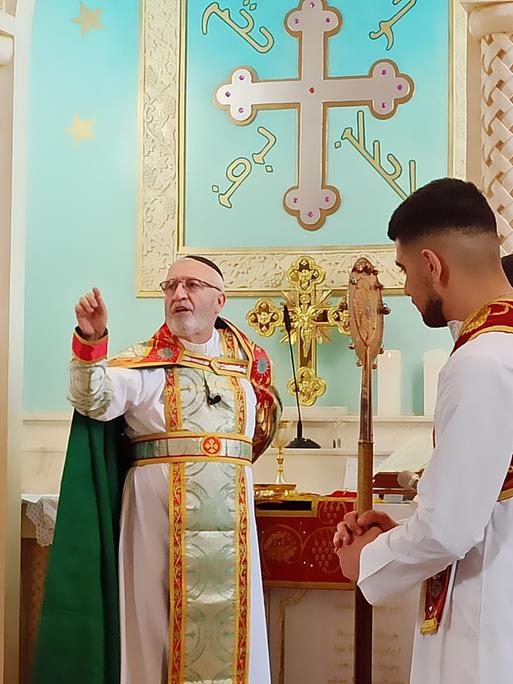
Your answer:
[377,349,401,416]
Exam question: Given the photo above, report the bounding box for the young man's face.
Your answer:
[395,240,447,328]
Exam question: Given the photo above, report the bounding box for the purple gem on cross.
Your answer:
[324,196,330,203]
[239,74,245,81]
[381,102,387,109]
[293,197,299,204]
[307,210,314,218]
[325,17,331,23]
[294,18,299,24]
[381,69,387,76]
[225,91,231,97]
[397,84,403,91]
[238,107,244,113]
[309,1,315,6]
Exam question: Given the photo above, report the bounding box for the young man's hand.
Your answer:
[333,510,398,549]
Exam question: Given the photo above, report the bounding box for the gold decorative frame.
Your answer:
[136,0,466,296]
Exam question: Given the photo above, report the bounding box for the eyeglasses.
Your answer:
[159,277,223,295]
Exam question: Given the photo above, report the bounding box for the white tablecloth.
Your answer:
[22,494,59,547]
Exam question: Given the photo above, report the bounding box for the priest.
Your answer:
[335,179,513,683]
[32,255,281,684]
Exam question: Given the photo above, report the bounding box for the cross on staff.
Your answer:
[246,255,349,406]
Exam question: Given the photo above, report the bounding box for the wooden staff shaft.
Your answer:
[354,351,373,684]
[354,587,373,684]
[357,440,374,515]
[357,349,374,514]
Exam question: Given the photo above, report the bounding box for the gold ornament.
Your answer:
[247,255,350,406]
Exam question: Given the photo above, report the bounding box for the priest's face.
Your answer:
[162,259,226,342]
[395,241,447,328]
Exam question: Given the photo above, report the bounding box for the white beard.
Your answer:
[166,313,207,342]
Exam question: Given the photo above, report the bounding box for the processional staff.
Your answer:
[346,257,389,684]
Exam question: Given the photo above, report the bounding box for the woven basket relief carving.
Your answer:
[481,33,513,252]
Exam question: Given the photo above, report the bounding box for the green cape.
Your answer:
[31,412,128,684]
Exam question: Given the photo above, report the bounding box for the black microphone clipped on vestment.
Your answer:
[203,374,222,406]
[283,304,320,449]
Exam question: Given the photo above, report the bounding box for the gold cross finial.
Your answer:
[247,255,350,406]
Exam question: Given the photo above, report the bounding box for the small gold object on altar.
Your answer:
[246,255,350,406]
[254,420,297,499]
[253,483,296,499]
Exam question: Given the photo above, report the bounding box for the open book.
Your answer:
[373,435,433,476]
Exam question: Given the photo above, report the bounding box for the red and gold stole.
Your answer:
[421,298,513,635]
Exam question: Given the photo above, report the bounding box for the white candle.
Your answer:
[377,350,401,416]
[423,349,449,416]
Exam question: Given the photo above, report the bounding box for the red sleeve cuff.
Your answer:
[72,328,108,362]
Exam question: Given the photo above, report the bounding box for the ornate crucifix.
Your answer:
[215,0,413,230]
[246,255,349,406]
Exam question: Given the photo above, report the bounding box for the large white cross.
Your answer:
[215,0,413,230]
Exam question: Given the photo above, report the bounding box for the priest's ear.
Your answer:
[420,248,446,287]
[215,291,226,314]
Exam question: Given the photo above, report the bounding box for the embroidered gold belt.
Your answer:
[131,432,253,466]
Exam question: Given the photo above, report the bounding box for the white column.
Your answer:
[467,2,513,251]
[0,23,16,682]
[0,1,35,680]
[0,34,13,65]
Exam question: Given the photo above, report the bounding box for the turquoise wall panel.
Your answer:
[24,0,453,412]
[184,0,449,246]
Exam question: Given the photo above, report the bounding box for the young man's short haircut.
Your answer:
[388,178,497,244]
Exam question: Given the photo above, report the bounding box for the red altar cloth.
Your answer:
[255,494,356,589]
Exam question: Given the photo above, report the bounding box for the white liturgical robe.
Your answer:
[70,329,271,684]
[358,329,513,684]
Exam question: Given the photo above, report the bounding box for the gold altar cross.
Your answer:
[246,255,349,406]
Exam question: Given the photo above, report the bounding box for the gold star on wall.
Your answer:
[71,2,104,37]
[66,115,96,145]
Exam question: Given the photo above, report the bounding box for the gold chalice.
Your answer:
[273,420,293,485]
[254,420,297,499]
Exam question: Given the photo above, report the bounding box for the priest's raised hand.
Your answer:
[74,287,108,341]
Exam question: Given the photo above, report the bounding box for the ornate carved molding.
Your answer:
[451,2,468,178]
[144,247,403,295]
[468,2,513,39]
[136,0,180,294]
[466,2,513,252]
